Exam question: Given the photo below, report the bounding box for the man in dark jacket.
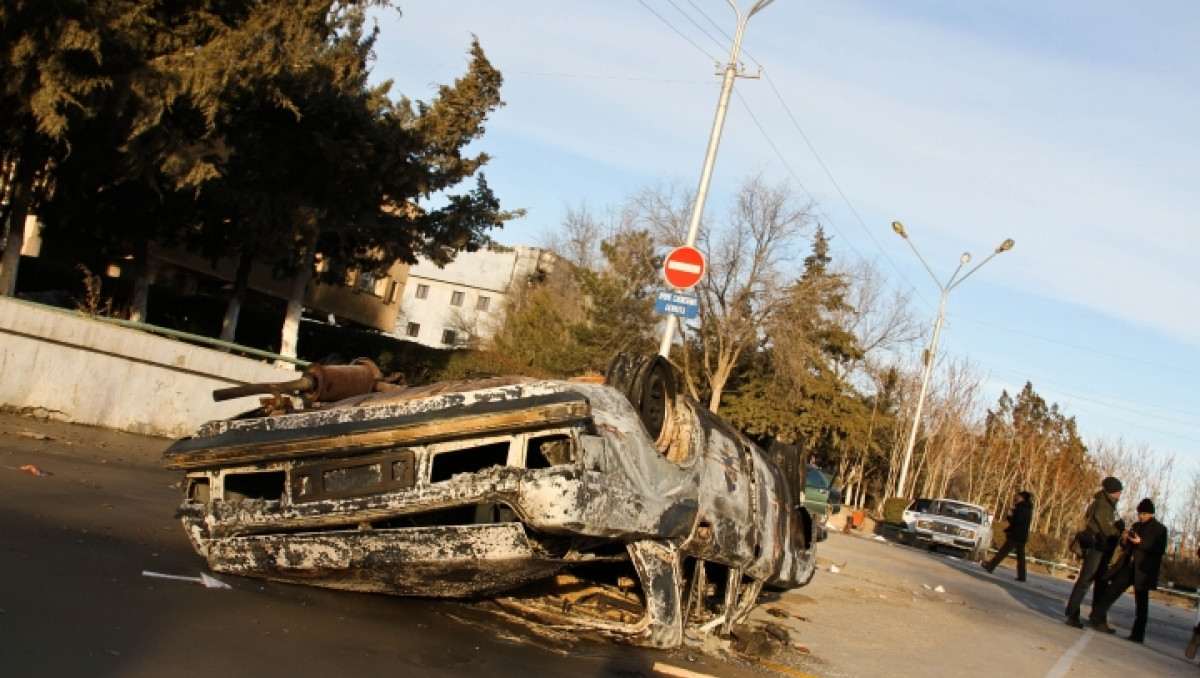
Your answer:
[982,491,1033,581]
[1065,476,1123,628]
[1088,498,1168,642]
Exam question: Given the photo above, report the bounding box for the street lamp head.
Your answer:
[892,221,908,238]
[997,238,1015,253]
[960,252,971,264]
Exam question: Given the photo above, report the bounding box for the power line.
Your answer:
[637,0,722,64]
[634,2,1200,451]
[665,0,729,55]
[954,313,1200,378]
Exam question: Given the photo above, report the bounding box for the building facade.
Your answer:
[396,245,556,348]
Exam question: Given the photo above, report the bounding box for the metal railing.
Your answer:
[984,548,1200,605]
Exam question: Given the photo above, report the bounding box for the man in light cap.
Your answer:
[1088,497,1167,642]
[1064,476,1123,627]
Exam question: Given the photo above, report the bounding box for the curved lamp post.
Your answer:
[891,221,1014,500]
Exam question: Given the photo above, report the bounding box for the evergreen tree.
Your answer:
[723,228,868,467]
[570,229,662,370]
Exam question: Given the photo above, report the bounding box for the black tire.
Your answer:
[605,353,676,443]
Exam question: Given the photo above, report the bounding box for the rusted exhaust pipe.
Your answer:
[212,376,316,402]
[213,359,386,404]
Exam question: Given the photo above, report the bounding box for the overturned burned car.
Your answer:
[163,354,821,647]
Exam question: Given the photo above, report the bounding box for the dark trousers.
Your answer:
[984,538,1026,580]
[1090,566,1150,641]
[1065,546,1108,620]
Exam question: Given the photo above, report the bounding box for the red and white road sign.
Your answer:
[662,245,706,289]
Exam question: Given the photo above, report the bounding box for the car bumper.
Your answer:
[914,531,975,550]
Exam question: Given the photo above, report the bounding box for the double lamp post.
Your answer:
[890,221,1014,501]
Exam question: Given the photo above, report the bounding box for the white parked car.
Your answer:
[911,498,993,560]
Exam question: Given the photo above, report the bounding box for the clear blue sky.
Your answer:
[369,1,1200,477]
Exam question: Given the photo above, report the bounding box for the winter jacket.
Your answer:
[1003,498,1033,542]
[1084,490,1121,542]
[1108,517,1168,591]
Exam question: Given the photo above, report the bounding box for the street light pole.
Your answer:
[891,221,1014,500]
[658,0,775,358]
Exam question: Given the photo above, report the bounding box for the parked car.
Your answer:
[902,497,933,533]
[910,498,993,560]
[805,465,842,524]
[163,354,822,648]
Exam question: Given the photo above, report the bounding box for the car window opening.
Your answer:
[224,470,286,501]
[430,441,510,482]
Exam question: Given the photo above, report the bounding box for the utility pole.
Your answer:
[658,0,775,358]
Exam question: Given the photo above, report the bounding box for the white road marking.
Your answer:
[652,662,719,678]
[1044,630,1093,678]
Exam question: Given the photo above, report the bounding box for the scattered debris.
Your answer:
[731,624,780,658]
[792,644,811,654]
[16,431,52,441]
[764,623,790,644]
[142,570,232,589]
[19,464,51,476]
[766,607,791,618]
[934,585,945,593]
[829,565,840,573]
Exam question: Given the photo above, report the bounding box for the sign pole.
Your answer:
[657,0,774,358]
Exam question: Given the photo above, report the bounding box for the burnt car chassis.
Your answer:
[163,354,821,648]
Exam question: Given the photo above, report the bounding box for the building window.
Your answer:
[356,271,377,294]
[415,284,429,299]
[406,323,420,338]
[450,290,465,306]
[441,329,457,345]
[476,296,490,312]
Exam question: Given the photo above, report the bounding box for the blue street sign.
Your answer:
[655,290,699,319]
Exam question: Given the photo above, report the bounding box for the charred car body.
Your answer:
[163,354,821,647]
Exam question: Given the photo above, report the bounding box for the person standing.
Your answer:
[982,491,1033,581]
[1087,498,1168,642]
[1091,513,1125,616]
[1064,476,1123,628]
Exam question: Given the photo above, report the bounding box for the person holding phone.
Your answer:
[1087,498,1168,642]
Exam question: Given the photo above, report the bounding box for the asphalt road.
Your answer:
[750,525,1200,677]
[4,411,1200,678]
[0,413,756,678]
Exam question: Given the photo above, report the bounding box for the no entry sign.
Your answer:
[662,246,705,289]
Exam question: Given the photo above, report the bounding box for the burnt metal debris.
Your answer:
[164,353,821,648]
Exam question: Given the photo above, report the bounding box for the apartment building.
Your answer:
[396,245,556,348]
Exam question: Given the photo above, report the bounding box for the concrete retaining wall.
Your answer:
[0,296,298,439]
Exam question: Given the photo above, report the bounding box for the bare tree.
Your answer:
[839,259,923,359]
[631,174,815,411]
[1176,470,1200,558]
[1091,436,1177,525]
